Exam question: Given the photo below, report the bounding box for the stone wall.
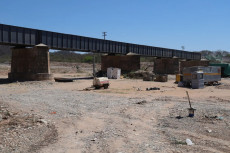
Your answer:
[154,58,180,74]
[101,55,140,72]
[8,44,53,81]
[153,58,210,74]
[180,60,209,73]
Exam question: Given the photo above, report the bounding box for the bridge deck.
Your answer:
[0,24,201,60]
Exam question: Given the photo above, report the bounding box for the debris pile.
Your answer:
[154,74,168,82]
[143,73,155,81]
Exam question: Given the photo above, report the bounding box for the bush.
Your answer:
[83,56,93,63]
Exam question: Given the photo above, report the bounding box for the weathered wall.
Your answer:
[180,60,209,73]
[154,58,180,74]
[101,55,140,72]
[154,58,210,74]
[8,44,53,81]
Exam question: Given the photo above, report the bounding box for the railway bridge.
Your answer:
[0,24,202,81]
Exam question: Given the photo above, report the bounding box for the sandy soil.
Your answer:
[0,62,230,153]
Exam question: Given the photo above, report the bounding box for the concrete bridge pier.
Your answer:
[154,58,180,74]
[8,44,53,81]
[101,54,140,72]
[153,58,209,74]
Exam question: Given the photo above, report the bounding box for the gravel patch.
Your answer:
[0,101,57,153]
[0,81,230,152]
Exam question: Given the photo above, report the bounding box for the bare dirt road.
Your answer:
[0,63,230,153]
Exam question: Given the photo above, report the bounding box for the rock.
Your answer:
[154,74,168,82]
[38,119,48,125]
[216,116,224,120]
[176,116,183,119]
[207,129,212,133]
[91,138,97,141]
[143,73,155,81]
[0,114,2,122]
[4,110,11,117]
[186,138,194,145]
[145,144,149,147]
[136,100,147,105]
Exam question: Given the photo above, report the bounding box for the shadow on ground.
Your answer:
[0,78,12,84]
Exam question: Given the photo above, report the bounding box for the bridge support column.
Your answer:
[8,44,53,81]
[179,60,209,73]
[154,58,180,74]
[154,58,210,74]
[101,55,140,72]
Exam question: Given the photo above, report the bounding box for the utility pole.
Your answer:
[93,32,107,77]
[181,46,185,51]
[102,32,107,40]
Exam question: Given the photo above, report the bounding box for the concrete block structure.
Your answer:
[101,55,140,72]
[154,58,210,74]
[8,44,53,81]
[154,58,180,74]
[180,60,209,73]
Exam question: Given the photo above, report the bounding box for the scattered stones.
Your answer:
[136,100,147,105]
[0,101,57,153]
[75,130,83,135]
[0,72,230,152]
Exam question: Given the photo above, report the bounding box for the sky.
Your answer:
[0,0,230,52]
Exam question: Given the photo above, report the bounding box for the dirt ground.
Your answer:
[0,62,230,153]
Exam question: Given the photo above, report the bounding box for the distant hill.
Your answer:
[50,51,101,63]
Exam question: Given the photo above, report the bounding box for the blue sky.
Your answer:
[0,0,230,51]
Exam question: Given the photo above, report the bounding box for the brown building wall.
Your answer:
[101,55,140,72]
[154,58,180,74]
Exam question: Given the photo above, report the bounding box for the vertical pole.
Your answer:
[93,32,107,77]
[93,53,95,77]
[186,91,192,109]
[102,32,107,40]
